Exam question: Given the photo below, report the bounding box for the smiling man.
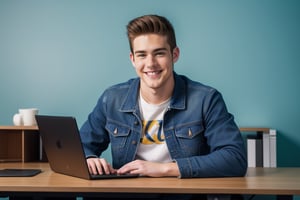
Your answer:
[79,15,247,180]
[130,33,178,104]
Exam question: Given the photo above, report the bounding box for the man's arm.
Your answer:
[176,90,247,178]
[117,160,180,177]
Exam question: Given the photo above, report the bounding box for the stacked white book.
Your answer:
[244,128,277,168]
[247,134,263,167]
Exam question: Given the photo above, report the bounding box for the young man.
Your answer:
[79,14,247,178]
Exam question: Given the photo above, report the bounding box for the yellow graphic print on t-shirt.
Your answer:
[141,120,165,144]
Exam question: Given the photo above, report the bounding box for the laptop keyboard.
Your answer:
[91,173,139,179]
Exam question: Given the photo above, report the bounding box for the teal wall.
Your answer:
[1,0,300,167]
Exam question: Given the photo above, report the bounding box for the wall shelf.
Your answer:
[0,126,42,162]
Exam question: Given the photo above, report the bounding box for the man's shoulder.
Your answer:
[101,77,139,100]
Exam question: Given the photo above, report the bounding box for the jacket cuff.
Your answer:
[174,158,192,178]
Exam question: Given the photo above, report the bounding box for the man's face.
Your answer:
[130,34,179,93]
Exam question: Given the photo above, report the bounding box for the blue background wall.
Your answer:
[1,0,300,168]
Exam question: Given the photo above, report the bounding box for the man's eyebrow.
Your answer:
[153,48,168,52]
[134,50,146,54]
[134,48,168,54]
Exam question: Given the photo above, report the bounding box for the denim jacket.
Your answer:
[79,73,247,178]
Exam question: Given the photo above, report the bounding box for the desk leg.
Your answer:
[277,195,293,200]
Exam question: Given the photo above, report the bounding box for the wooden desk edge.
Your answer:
[0,163,300,195]
[1,187,299,195]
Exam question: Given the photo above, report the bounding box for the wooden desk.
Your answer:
[0,163,299,197]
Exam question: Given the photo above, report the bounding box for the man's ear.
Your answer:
[130,52,136,68]
[172,47,180,63]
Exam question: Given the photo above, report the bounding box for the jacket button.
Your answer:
[113,128,118,135]
[134,121,139,126]
[132,140,137,145]
[188,129,192,137]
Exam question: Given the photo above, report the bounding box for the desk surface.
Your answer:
[0,162,300,195]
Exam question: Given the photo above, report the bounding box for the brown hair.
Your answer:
[126,14,177,53]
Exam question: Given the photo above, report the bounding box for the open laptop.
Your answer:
[35,115,139,180]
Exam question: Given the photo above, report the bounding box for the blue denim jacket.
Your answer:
[79,73,247,178]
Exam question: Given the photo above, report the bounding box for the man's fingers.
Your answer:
[99,158,111,174]
[87,158,113,175]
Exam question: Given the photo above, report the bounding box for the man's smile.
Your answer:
[144,70,163,76]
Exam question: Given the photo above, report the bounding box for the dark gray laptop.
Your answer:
[35,115,138,180]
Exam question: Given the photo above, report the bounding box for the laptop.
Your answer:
[35,115,139,180]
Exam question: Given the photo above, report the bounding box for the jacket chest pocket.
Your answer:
[105,122,131,148]
[174,123,206,155]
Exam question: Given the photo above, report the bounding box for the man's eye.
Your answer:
[156,52,166,56]
[136,54,146,58]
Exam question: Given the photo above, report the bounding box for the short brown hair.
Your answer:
[126,14,177,53]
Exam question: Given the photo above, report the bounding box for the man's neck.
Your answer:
[140,82,174,105]
[140,90,170,105]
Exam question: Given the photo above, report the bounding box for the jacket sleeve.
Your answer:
[79,93,110,158]
[175,90,247,178]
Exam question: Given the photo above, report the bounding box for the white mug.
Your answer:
[13,108,39,126]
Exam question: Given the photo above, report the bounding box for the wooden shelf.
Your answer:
[0,125,38,130]
[239,127,270,133]
[0,126,41,162]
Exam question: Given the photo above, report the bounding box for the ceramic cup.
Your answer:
[13,108,39,126]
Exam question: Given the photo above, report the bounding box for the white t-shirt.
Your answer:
[135,94,172,163]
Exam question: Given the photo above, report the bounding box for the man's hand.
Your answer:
[87,158,117,175]
[117,159,180,177]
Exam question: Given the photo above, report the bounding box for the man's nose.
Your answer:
[145,55,156,67]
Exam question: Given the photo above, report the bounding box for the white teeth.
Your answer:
[147,71,159,75]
